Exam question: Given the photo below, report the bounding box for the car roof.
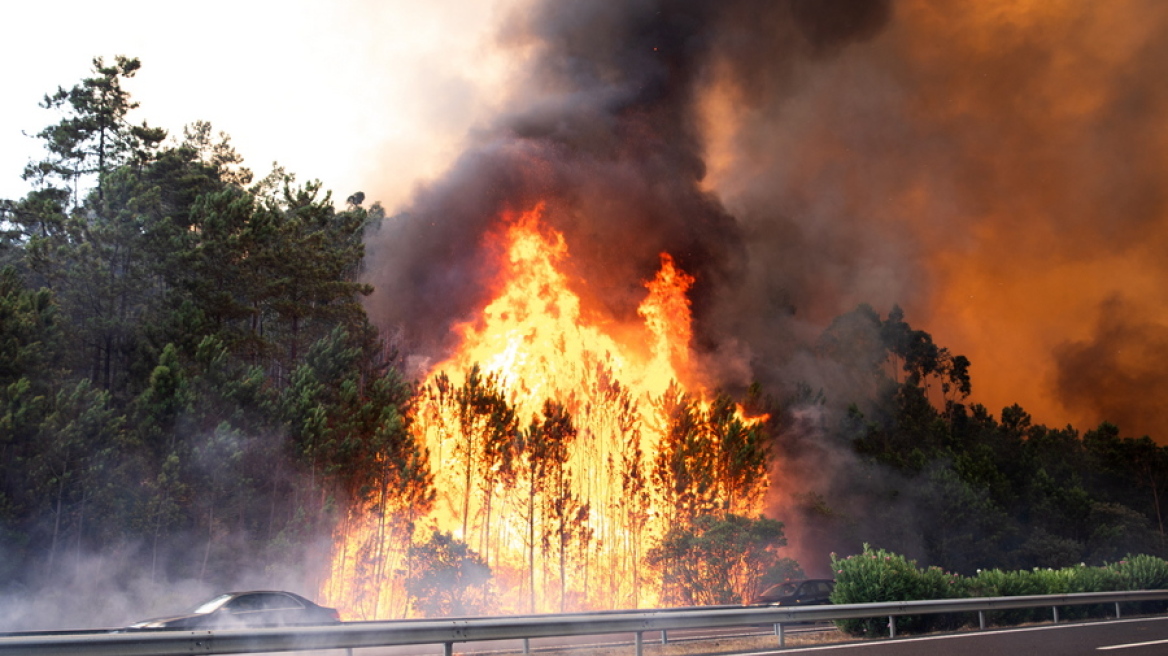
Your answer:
[216,591,316,604]
[224,590,309,598]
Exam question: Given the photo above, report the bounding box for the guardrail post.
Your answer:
[775,623,785,649]
[523,638,531,654]
[1052,606,1059,623]
[889,616,896,639]
[661,629,668,645]
[1116,602,1122,619]
[635,630,643,656]
[978,611,986,630]
[444,642,454,656]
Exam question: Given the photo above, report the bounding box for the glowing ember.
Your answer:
[322,205,766,618]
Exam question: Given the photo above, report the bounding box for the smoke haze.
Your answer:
[364,0,1168,442]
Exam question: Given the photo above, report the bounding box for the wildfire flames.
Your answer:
[322,205,767,618]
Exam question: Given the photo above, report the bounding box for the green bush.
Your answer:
[1058,564,1125,620]
[830,548,1168,637]
[1109,555,1168,614]
[830,545,963,636]
[916,566,971,631]
[1111,554,1168,590]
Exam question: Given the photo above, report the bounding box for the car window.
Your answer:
[226,595,265,612]
[191,594,233,614]
[767,582,798,596]
[259,593,305,610]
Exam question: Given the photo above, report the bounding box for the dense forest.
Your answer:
[0,57,409,597]
[1,57,1165,625]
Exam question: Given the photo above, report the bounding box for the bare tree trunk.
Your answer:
[48,478,65,574]
[200,502,215,583]
[528,484,536,613]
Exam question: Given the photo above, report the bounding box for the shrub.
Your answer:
[1110,554,1168,590]
[1109,555,1168,614]
[830,548,1168,636]
[916,565,970,631]
[969,568,1047,625]
[830,545,955,636]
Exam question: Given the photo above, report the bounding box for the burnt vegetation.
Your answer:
[1,54,1167,627]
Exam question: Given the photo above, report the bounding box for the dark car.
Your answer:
[750,578,835,606]
[127,591,340,630]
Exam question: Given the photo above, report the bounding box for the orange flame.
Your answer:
[323,205,765,617]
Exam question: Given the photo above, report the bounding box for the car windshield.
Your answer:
[190,594,233,614]
[764,582,799,597]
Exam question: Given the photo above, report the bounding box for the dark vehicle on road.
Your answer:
[750,579,835,606]
[126,591,340,630]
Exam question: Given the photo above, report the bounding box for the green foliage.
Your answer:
[0,267,56,385]
[830,545,951,635]
[832,546,1168,636]
[0,56,417,594]
[24,55,165,200]
[647,514,791,606]
[760,557,805,588]
[1110,554,1168,590]
[406,531,493,617]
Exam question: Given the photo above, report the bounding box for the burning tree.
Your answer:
[323,207,779,615]
[647,514,790,607]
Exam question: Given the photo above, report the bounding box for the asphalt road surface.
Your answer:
[748,617,1168,655]
[347,617,1168,656]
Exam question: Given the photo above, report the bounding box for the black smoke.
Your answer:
[362,0,893,374]
[1055,296,1168,441]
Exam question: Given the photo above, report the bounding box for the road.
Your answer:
[743,617,1168,655]
[5,614,1167,656]
[345,617,1168,656]
[444,617,1168,656]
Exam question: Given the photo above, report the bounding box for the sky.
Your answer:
[1,0,519,208]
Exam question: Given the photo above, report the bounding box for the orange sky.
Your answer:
[700,0,1168,439]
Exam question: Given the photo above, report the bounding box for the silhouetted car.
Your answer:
[126,591,340,630]
[750,579,835,606]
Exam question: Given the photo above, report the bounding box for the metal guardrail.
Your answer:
[2,589,1167,656]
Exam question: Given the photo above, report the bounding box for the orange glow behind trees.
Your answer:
[322,206,770,618]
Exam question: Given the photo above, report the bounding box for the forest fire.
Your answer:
[322,205,768,618]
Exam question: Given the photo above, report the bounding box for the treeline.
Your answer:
[790,304,1168,575]
[2,56,1168,617]
[0,56,420,591]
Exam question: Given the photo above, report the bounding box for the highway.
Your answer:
[345,617,1168,656]
[440,617,1168,656]
[682,617,1168,656]
[3,604,1166,656]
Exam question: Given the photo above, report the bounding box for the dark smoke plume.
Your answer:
[362,0,893,375]
[1056,296,1168,440]
[360,0,893,575]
